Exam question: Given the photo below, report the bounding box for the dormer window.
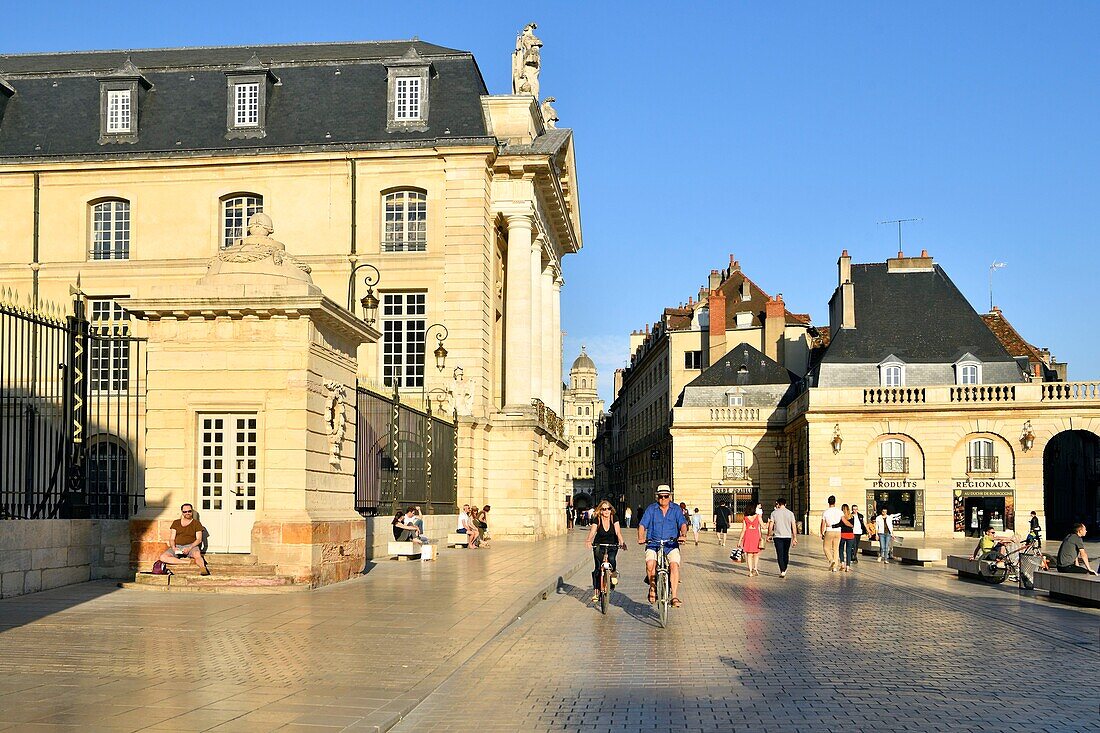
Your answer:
[97,59,149,144]
[385,48,432,132]
[233,82,260,127]
[879,356,905,387]
[955,355,982,385]
[226,55,276,140]
[106,90,131,133]
[394,77,421,120]
[734,312,753,329]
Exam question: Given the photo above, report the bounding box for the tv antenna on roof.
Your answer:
[878,218,923,252]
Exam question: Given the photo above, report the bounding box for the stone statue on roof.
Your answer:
[206,212,313,282]
[540,97,559,129]
[511,23,543,99]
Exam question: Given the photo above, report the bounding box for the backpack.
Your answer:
[151,561,172,575]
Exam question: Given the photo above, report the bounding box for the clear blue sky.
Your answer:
[5,2,1097,403]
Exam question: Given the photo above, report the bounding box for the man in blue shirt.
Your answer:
[637,485,687,607]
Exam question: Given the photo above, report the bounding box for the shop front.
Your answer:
[866,479,924,531]
[953,481,1015,537]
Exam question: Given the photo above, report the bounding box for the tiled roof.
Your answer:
[0,41,490,159]
[820,263,1017,364]
[981,309,1046,363]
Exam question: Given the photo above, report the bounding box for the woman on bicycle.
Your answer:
[585,500,626,603]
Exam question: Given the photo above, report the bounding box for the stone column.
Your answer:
[529,236,544,404]
[541,263,556,407]
[551,274,563,410]
[504,213,534,407]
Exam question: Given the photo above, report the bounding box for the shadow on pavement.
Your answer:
[0,580,122,633]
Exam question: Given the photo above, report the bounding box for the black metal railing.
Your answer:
[879,457,909,474]
[1,292,145,519]
[967,455,998,473]
[355,385,457,516]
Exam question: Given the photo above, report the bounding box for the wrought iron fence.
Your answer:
[878,457,909,474]
[355,385,457,516]
[0,290,145,519]
[967,455,998,473]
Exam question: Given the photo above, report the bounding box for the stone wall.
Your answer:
[0,519,130,598]
[364,514,458,560]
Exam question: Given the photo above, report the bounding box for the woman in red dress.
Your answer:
[739,502,765,577]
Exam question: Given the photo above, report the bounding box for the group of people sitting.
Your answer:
[392,506,431,545]
[457,504,491,548]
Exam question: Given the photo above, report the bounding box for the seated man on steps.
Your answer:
[158,503,210,575]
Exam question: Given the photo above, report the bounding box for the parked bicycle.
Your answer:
[594,543,624,615]
[977,535,1045,586]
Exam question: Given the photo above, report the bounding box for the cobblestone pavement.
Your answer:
[0,535,588,732]
[394,533,1100,733]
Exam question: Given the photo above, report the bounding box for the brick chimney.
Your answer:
[708,288,727,364]
[764,294,786,364]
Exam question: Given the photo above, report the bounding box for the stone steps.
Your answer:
[120,553,304,593]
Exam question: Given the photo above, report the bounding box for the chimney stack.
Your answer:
[764,294,786,364]
[831,250,856,331]
[708,288,727,365]
[708,269,722,290]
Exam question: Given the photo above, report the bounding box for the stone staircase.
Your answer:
[120,553,307,593]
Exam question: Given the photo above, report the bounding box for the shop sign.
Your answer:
[871,479,918,489]
[954,480,1013,490]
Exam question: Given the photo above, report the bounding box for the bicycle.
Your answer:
[977,535,1044,586]
[594,543,623,615]
[648,538,678,628]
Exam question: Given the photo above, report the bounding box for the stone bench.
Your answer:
[1034,569,1100,606]
[947,555,983,578]
[859,538,941,565]
[447,533,472,547]
[387,541,422,560]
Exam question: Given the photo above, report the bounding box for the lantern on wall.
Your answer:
[1020,421,1036,452]
[831,424,843,454]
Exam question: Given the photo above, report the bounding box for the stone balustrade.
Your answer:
[806,381,1100,410]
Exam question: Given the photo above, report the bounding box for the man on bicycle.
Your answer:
[638,485,687,608]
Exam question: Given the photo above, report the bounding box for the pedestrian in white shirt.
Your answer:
[820,495,843,572]
[874,508,901,563]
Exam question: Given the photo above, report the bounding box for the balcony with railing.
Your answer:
[966,455,999,473]
[878,457,909,474]
[722,465,748,481]
[806,381,1100,410]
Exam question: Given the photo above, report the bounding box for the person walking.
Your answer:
[738,502,765,577]
[1027,510,1042,548]
[838,504,855,572]
[875,508,899,563]
[767,497,798,578]
[820,495,843,572]
[714,500,732,546]
[623,506,633,529]
[851,505,866,564]
[690,508,702,546]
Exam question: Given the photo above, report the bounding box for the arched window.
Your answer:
[879,439,907,474]
[881,364,903,387]
[957,362,981,385]
[723,450,745,480]
[87,439,130,518]
[90,199,130,260]
[968,438,996,473]
[585,425,590,436]
[578,424,583,436]
[383,189,427,252]
[222,194,263,248]
[585,406,590,416]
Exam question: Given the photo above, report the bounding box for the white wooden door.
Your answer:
[197,414,259,553]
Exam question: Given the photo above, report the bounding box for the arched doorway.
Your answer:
[1043,430,1100,538]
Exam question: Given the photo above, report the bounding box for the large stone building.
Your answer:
[562,346,604,507]
[0,29,582,576]
[599,250,1100,540]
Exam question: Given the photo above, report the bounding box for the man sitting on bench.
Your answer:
[1056,524,1097,575]
[456,504,479,549]
[393,508,428,546]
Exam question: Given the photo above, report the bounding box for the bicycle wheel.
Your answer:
[600,566,611,615]
[656,569,669,628]
[980,559,1008,584]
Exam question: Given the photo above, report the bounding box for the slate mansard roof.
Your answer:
[0,40,491,159]
[821,263,1017,365]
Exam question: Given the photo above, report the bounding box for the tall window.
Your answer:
[685,350,702,369]
[90,200,130,260]
[383,190,427,252]
[89,299,130,392]
[723,450,746,480]
[879,439,907,474]
[106,90,131,133]
[382,292,426,388]
[968,438,997,473]
[222,194,263,248]
[394,77,421,120]
[234,82,261,127]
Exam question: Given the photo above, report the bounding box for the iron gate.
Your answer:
[355,385,456,515]
[0,289,145,519]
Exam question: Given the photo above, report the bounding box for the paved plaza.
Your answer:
[1,532,1098,733]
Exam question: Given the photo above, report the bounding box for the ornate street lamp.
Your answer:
[346,263,381,326]
[774,439,785,459]
[831,424,843,454]
[425,323,449,372]
[1020,421,1036,452]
